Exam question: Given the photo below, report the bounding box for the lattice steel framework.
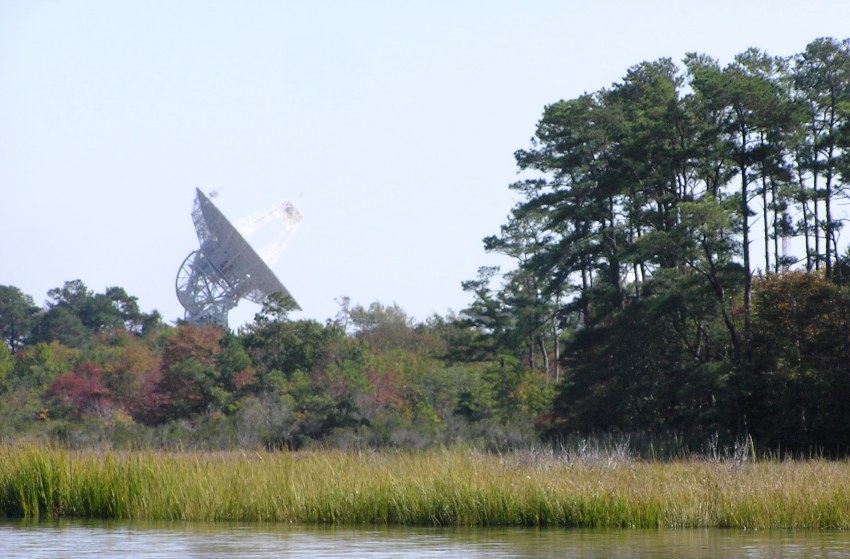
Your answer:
[176,188,300,327]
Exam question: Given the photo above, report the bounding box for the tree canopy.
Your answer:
[468,37,850,453]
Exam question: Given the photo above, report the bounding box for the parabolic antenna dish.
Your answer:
[176,188,300,327]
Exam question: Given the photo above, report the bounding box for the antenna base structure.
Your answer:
[176,189,300,328]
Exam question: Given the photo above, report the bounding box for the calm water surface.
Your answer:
[2,520,849,558]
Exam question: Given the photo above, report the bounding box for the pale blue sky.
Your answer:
[2,1,849,328]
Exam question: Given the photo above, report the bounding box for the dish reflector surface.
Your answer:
[176,188,300,326]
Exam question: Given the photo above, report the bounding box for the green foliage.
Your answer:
[28,280,162,349]
[14,341,81,389]
[0,344,13,393]
[216,331,255,400]
[473,37,850,454]
[242,316,340,381]
[347,302,419,351]
[0,285,40,350]
[30,306,91,348]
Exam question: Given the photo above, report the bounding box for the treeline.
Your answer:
[3,38,850,455]
[0,282,552,450]
[467,37,850,454]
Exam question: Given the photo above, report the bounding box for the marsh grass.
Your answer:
[1,444,849,529]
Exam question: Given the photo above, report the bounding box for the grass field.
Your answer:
[1,444,849,528]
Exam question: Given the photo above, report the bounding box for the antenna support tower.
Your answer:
[176,188,300,327]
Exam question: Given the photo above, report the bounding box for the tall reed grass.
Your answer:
[1,444,849,529]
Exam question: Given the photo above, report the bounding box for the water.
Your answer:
[2,520,850,558]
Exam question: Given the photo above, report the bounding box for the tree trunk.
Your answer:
[538,336,549,375]
[771,178,780,273]
[796,158,814,272]
[741,164,752,351]
[553,319,561,383]
[824,144,834,280]
[813,163,820,271]
[762,173,770,273]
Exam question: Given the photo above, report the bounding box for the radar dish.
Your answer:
[176,188,300,327]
